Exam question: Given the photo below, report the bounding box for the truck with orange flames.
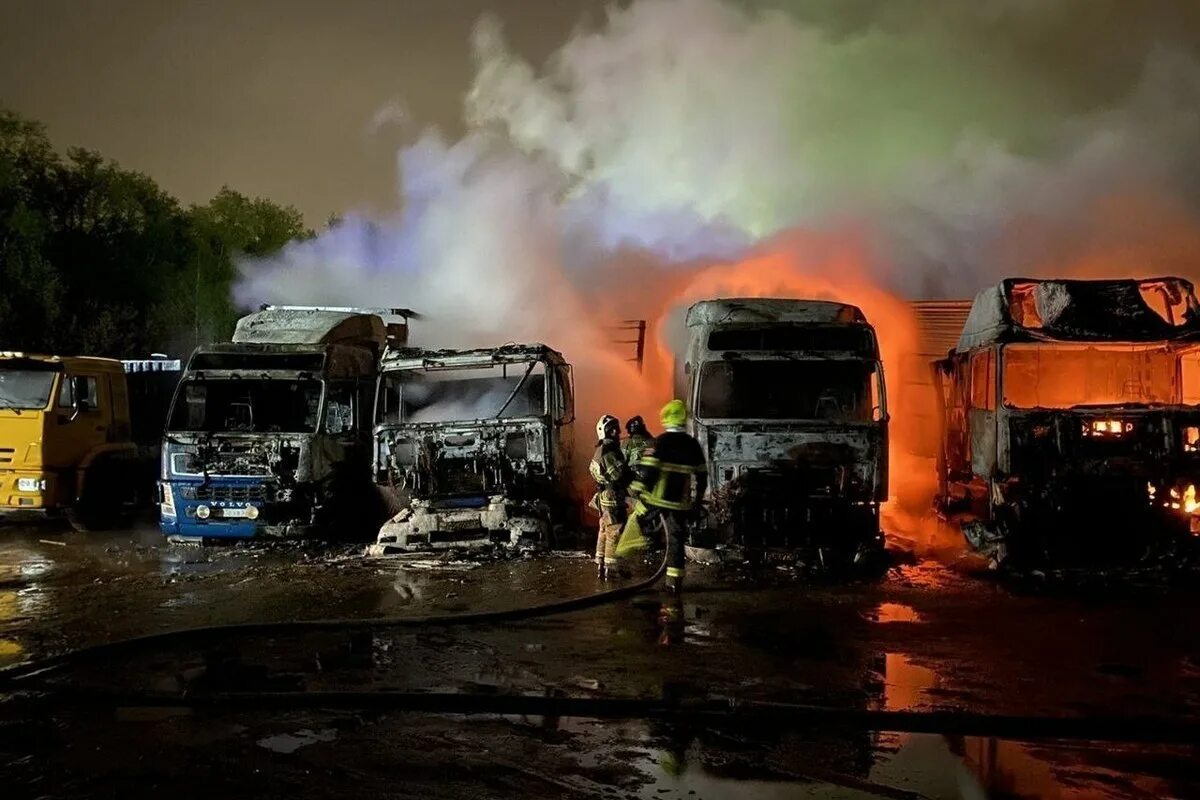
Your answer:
[933,277,1200,566]
[677,298,889,568]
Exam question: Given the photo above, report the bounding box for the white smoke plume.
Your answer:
[236,0,1200,431]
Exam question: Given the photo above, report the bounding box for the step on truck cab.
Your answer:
[679,298,889,567]
[933,277,1200,566]
[159,306,412,542]
[367,344,575,555]
[0,353,181,529]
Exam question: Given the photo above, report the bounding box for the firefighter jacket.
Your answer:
[590,437,630,515]
[623,432,654,470]
[631,429,708,511]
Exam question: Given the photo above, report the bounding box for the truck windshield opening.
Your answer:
[167,378,322,433]
[697,360,876,421]
[377,363,546,424]
[1002,343,1200,409]
[0,370,56,410]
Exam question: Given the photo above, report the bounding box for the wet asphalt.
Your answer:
[1,521,1199,799]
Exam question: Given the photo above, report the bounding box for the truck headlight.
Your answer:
[195,504,211,520]
[245,506,260,520]
[16,477,45,493]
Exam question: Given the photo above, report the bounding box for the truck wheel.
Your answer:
[66,462,126,532]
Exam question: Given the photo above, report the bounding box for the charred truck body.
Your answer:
[368,344,575,554]
[159,306,410,542]
[678,299,889,565]
[934,278,1200,565]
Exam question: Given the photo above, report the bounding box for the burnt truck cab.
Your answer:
[934,277,1200,565]
[159,306,410,542]
[366,344,575,555]
[679,298,889,565]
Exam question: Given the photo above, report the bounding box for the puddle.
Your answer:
[875,603,921,624]
[256,728,338,754]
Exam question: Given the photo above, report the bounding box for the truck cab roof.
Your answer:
[381,343,565,371]
[955,277,1200,352]
[686,298,868,327]
[0,352,179,374]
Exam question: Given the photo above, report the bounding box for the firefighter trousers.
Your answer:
[595,509,623,569]
[640,508,687,593]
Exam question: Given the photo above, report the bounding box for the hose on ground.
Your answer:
[0,550,668,688]
[7,687,1200,746]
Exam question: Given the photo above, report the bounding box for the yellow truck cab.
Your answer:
[0,352,180,529]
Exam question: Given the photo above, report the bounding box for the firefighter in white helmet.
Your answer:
[589,414,631,580]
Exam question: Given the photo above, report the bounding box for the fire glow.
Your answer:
[1083,419,1133,437]
[1154,483,1200,516]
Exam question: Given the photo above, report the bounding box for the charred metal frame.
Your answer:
[933,277,1200,565]
[368,343,575,554]
[680,299,889,565]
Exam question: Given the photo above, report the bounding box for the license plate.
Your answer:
[443,516,481,531]
[218,507,251,519]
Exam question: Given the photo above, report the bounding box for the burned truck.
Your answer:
[367,344,575,554]
[158,306,411,542]
[678,298,889,566]
[933,277,1200,565]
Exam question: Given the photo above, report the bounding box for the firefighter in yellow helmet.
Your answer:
[589,414,630,580]
[624,399,707,594]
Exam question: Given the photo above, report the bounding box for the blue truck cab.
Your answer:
[159,306,411,542]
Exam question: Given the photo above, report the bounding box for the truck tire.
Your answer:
[66,461,127,532]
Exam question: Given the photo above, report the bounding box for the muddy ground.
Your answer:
[1,522,1199,799]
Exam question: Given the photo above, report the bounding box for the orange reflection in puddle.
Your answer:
[876,603,921,624]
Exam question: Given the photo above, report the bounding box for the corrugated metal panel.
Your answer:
[911,300,973,359]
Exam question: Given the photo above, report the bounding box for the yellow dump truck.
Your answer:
[0,352,181,530]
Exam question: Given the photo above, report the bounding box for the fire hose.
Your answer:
[0,549,669,688]
[2,548,1199,747]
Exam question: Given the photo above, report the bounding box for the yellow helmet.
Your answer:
[660,399,687,428]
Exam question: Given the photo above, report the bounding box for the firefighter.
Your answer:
[589,414,630,580]
[623,415,655,467]
[625,399,707,594]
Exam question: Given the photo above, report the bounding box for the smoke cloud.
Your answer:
[236,0,1200,519]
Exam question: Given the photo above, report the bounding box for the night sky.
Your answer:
[0,0,608,224]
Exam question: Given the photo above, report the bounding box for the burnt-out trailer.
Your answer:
[933,277,1200,566]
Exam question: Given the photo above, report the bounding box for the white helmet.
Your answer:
[596,414,619,441]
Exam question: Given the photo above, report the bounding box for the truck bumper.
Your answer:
[158,479,278,541]
[366,497,549,556]
[0,471,60,515]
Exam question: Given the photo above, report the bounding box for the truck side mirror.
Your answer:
[558,365,576,425]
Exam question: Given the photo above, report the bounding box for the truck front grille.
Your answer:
[193,484,269,503]
[0,448,13,465]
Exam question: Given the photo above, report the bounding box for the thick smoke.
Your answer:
[236,0,1200,517]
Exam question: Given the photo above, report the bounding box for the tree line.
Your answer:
[0,107,310,358]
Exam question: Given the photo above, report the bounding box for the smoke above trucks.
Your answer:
[235,0,1200,517]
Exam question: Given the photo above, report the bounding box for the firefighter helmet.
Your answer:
[596,414,620,441]
[660,399,687,429]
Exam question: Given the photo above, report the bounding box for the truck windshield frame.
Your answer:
[0,369,57,410]
[167,377,324,434]
[1000,342,1200,409]
[697,359,880,422]
[376,360,548,425]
